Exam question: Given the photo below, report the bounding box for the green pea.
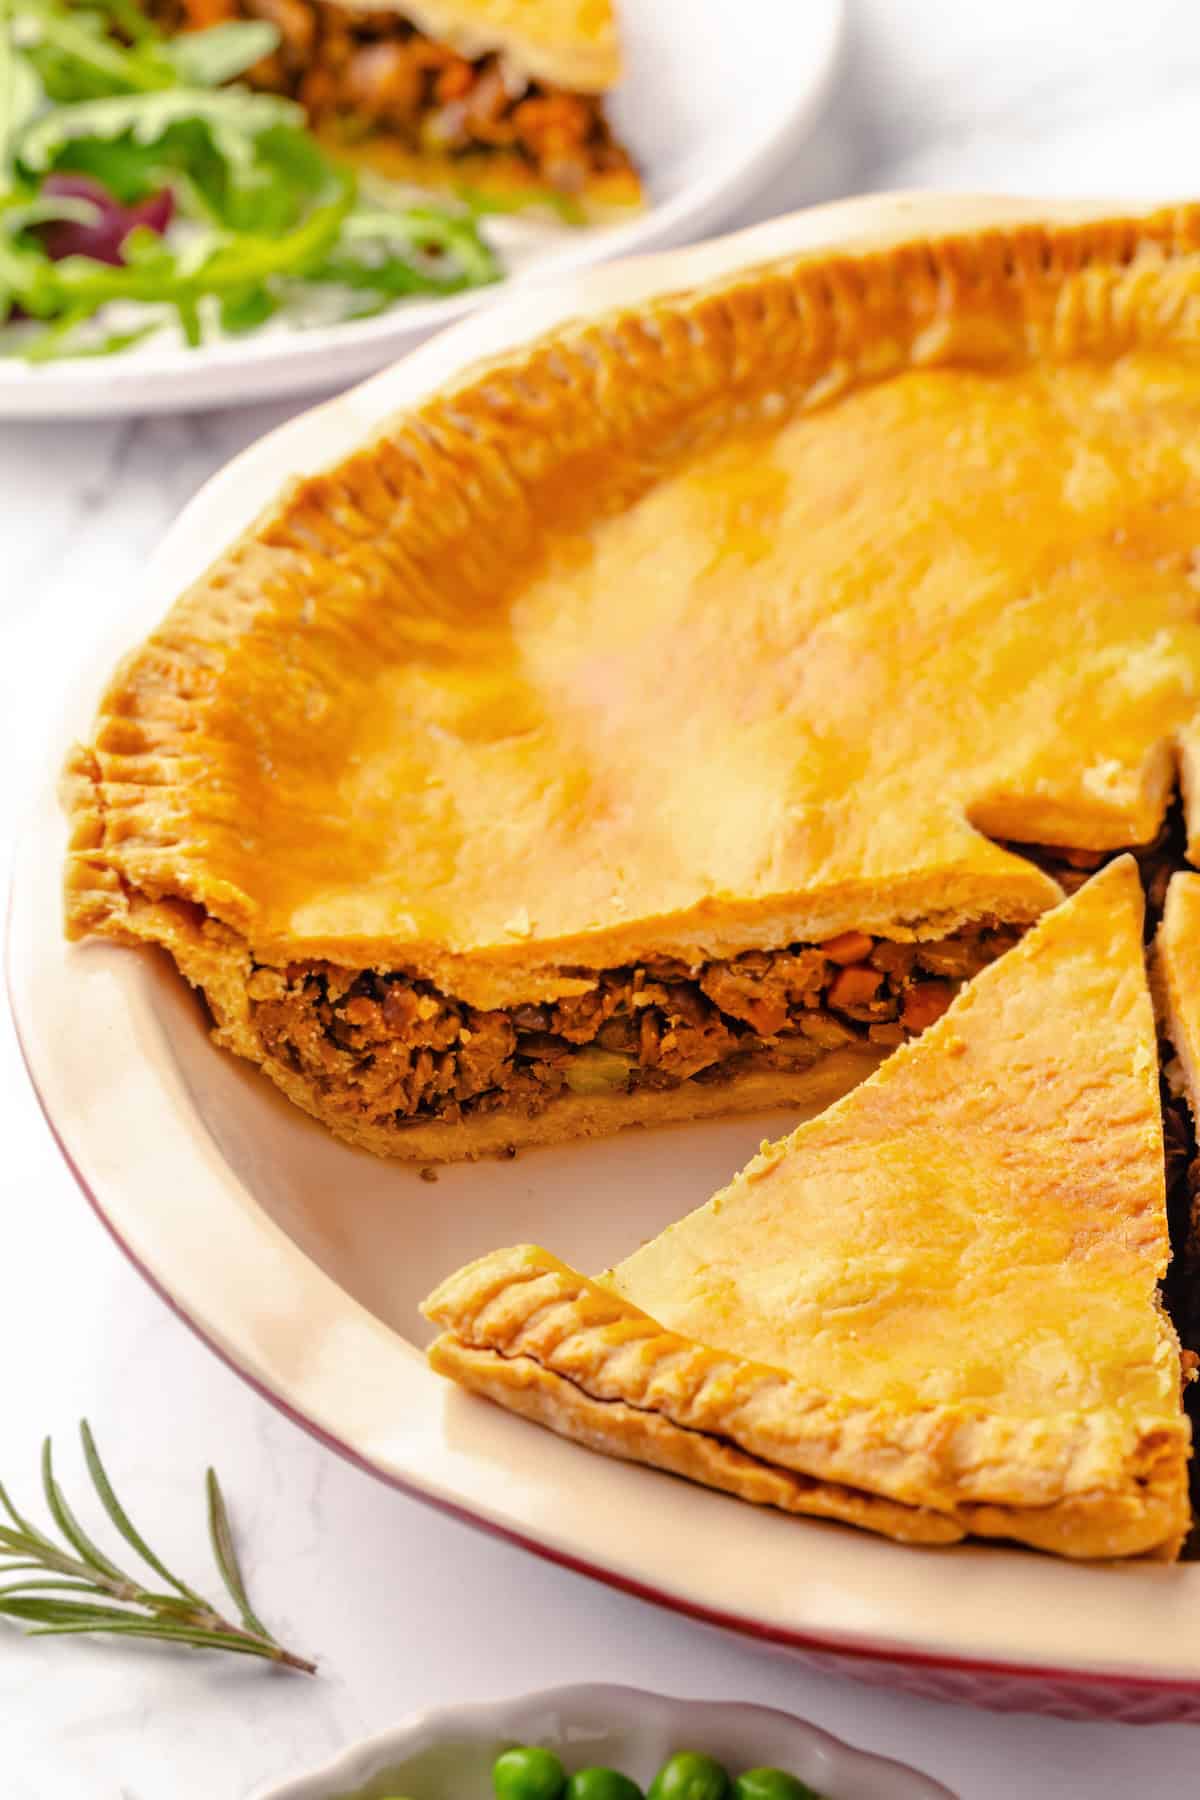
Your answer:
[648,1751,732,1800]
[493,1746,569,1800]
[565,1767,645,1800]
[734,1768,823,1800]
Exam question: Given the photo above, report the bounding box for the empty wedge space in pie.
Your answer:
[63,203,1200,1163]
[425,861,1193,1562]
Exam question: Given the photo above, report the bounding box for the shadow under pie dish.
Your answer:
[63,200,1200,1163]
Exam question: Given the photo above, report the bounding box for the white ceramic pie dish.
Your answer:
[251,1686,954,1800]
[0,0,843,420]
[14,193,1200,1724]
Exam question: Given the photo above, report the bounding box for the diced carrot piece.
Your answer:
[827,965,883,1009]
[901,981,956,1032]
[821,929,874,965]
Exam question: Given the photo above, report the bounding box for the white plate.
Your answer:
[15,194,1200,1724]
[0,0,842,420]
[251,1685,954,1800]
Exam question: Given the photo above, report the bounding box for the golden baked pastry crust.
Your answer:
[64,204,1200,1154]
[346,0,622,92]
[424,862,1193,1559]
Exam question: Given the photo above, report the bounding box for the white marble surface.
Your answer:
[6,2,1200,1793]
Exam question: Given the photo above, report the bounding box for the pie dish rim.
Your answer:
[23,191,1200,1718]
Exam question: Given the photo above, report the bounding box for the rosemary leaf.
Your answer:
[0,1579,104,1598]
[206,1467,272,1641]
[27,1620,296,1660]
[41,1437,131,1587]
[79,1420,203,1603]
[0,1526,96,1582]
[0,1476,56,1547]
[0,1595,150,1624]
[0,1424,315,1674]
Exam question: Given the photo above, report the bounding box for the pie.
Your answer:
[63,203,1200,1161]
[424,861,1193,1561]
[146,0,641,208]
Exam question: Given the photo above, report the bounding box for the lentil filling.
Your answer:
[147,0,636,195]
[239,816,1192,1135]
[245,921,1025,1132]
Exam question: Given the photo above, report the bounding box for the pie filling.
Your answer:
[229,824,1188,1135]
[243,922,1024,1131]
[149,0,636,196]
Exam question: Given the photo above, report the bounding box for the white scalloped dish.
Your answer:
[253,1687,954,1800]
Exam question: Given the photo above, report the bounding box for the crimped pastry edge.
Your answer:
[423,1247,1192,1559]
[62,203,1200,1003]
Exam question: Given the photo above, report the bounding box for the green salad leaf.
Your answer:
[158,20,279,88]
[13,1,175,96]
[0,0,503,360]
[16,85,304,175]
[0,2,44,173]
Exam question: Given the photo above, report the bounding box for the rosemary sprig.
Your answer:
[0,1421,315,1672]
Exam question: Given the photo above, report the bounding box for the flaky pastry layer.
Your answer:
[425,1247,1189,1559]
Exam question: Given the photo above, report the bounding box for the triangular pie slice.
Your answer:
[424,861,1192,1560]
[148,0,642,210]
[63,204,1200,1160]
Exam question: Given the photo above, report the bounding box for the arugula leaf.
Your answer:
[309,203,501,307]
[0,1,44,173]
[73,0,158,45]
[13,2,175,96]
[0,225,56,318]
[48,131,164,203]
[1,191,99,232]
[342,203,500,286]
[12,164,354,320]
[219,282,276,333]
[16,86,303,178]
[0,0,506,354]
[158,21,279,89]
[16,306,160,360]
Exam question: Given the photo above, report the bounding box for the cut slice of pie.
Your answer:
[424,861,1193,1559]
[63,203,1200,1159]
[146,0,641,210]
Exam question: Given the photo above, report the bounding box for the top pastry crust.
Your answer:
[65,204,1200,1019]
[424,860,1192,1559]
[344,0,623,90]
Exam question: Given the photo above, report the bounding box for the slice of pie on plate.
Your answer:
[62,203,1200,1159]
[424,861,1193,1560]
[147,0,641,209]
